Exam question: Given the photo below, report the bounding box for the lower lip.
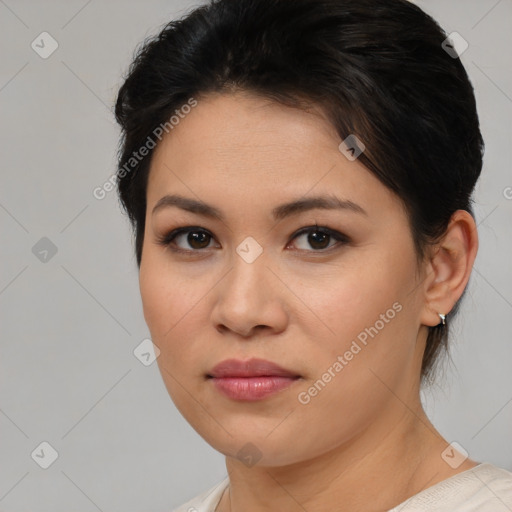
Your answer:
[209,376,299,401]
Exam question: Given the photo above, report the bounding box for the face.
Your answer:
[139,91,429,466]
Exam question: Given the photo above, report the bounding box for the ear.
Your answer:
[420,210,479,327]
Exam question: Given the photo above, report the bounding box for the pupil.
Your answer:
[309,231,329,249]
[189,231,209,249]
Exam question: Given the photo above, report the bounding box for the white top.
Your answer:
[171,463,512,512]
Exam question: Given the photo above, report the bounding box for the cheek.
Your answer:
[139,261,206,411]
[299,252,408,339]
[139,260,168,334]
[139,247,193,332]
[296,243,419,383]
[289,282,416,459]
[139,255,211,370]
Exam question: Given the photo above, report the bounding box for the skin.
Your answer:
[139,91,479,512]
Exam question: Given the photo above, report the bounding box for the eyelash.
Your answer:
[155,224,350,254]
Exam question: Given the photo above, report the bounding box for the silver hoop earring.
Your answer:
[438,313,446,326]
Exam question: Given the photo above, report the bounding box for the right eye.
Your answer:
[155,227,219,253]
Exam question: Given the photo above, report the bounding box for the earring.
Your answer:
[438,313,446,326]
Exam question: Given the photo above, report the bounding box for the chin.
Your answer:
[195,425,312,467]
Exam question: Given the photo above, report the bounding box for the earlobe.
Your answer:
[420,210,479,327]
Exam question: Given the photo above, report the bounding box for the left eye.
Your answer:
[156,225,349,253]
[289,226,349,251]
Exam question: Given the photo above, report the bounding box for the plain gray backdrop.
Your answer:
[1,0,511,510]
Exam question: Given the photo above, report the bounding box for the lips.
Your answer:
[207,358,300,378]
[207,358,301,401]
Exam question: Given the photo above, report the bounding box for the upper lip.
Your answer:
[208,358,300,378]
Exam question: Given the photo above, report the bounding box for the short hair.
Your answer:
[114,0,484,383]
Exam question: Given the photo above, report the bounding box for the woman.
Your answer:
[114,0,512,510]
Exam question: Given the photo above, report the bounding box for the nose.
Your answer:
[210,246,289,338]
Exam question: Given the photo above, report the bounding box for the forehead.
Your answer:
[146,91,401,220]
[151,92,338,173]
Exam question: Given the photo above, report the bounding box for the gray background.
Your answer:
[0,0,511,510]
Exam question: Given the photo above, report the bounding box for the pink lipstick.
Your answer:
[207,358,301,401]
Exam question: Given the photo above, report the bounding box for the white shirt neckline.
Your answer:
[173,462,512,512]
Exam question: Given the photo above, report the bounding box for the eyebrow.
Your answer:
[151,193,367,221]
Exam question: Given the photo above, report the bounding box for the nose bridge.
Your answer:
[212,235,284,335]
[226,235,270,305]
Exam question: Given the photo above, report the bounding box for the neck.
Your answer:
[219,398,476,512]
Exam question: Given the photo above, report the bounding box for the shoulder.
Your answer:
[473,463,512,509]
[388,463,512,512]
[171,477,230,512]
